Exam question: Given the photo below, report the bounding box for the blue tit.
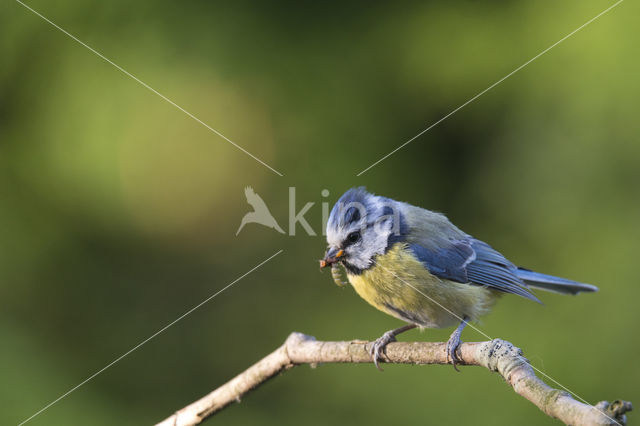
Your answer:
[320,187,597,370]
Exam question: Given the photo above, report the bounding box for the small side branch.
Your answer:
[156,332,632,426]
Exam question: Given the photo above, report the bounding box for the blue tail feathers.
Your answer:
[516,268,598,295]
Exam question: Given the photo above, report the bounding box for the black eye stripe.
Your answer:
[344,231,361,246]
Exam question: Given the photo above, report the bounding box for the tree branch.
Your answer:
[156,332,632,426]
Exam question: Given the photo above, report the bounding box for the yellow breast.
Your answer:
[347,243,498,328]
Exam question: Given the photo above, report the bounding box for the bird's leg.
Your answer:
[446,316,469,372]
[370,324,417,371]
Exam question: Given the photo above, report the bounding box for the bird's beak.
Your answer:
[320,247,344,268]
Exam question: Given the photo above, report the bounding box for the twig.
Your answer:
[156,332,632,426]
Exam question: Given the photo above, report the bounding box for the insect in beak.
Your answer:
[320,249,344,268]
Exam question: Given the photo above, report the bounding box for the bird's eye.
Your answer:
[346,231,361,245]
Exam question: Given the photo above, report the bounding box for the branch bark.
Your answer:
[156,332,632,426]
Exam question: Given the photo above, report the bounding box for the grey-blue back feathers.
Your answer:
[409,239,543,303]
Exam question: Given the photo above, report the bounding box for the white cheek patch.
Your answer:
[347,222,394,270]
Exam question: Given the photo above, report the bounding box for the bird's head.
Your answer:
[321,187,406,274]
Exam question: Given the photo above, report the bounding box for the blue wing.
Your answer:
[409,239,541,303]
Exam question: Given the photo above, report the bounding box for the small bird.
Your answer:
[236,186,285,235]
[320,187,597,370]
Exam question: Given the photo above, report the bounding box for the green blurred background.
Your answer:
[1,1,638,424]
